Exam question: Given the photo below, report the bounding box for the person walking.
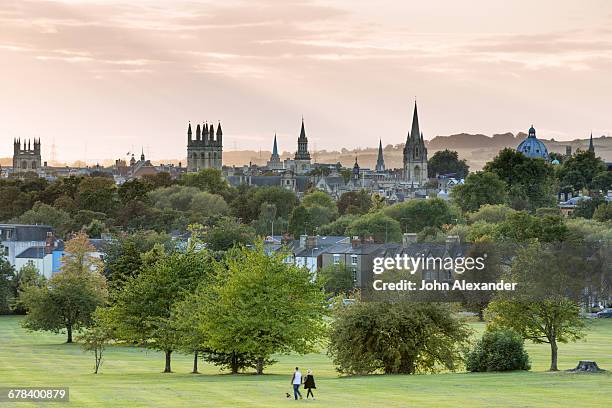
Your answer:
[291,367,303,400]
[303,369,316,400]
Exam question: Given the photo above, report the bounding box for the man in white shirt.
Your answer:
[291,367,303,400]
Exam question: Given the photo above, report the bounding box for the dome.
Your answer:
[551,159,560,165]
[517,125,549,160]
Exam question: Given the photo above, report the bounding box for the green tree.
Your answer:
[487,243,586,371]
[318,263,353,296]
[181,168,228,196]
[319,214,358,236]
[76,177,118,215]
[203,218,256,253]
[451,171,507,212]
[427,149,469,178]
[593,202,612,222]
[197,244,327,374]
[484,148,556,211]
[10,202,73,237]
[337,190,372,215]
[557,150,607,193]
[101,246,212,372]
[468,204,515,224]
[328,301,470,375]
[21,233,108,342]
[384,198,459,232]
[346,212,401,243]
[572,195,607,219]
[10,263,45,314]
[77,314,113,374]
[0,258,15,314]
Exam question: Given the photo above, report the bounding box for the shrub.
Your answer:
[466,328,530,372]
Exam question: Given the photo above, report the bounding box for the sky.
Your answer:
[1,0,611,163]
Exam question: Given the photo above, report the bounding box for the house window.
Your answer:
[351,268,357,282]
[351,255,358,266]
[333,254,340,265]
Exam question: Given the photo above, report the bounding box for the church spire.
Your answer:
[272,133,279,157]
[376,139,385,172]
[299,117,306,140]
[410,101,420,141]
[588,132,595,153]
[187,122,192,142]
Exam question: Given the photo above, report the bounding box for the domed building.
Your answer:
[517,125,550,160]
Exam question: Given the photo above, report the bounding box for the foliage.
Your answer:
[318,262,354,296]
[384,198,460,233]
[466,328,530,372]
[484,148,556,211]
[487,243,587,371]
[10,263,45,314]
[10,202,73,237]
[346,212,402,243]
[100,245,213,372]
[0,258,14,314]
[572,195,607,219]
[557,150,607,192]
[427,149,469,178]
[467,204,515,224]
[203,217,256,253]
[181,168,229,196]
[21,233,108,342]
[593,202,612,222]
[194,244,328,374]
[451,171,507,212]
[76,177,118,215]
[77,314,113,374]
[337,190,373,215]
[318,214,358,236]
[328,301,470,375]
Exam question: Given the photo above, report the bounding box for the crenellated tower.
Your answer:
[13,138,42,172]
[403,102,428,185]
[187,121,223,172]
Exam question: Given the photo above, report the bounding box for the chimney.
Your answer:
[299,234,307,248]
[445,235,460,249]
[306,235,317,249]
[351,236,361,248]
[402,233,417,248]
[45,231,54,254]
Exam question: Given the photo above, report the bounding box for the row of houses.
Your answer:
[0,224,105,279]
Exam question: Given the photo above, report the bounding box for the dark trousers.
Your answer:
[306,388,314,398]
[293,384,302,400]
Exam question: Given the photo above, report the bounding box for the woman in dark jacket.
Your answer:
[303,369,316,399]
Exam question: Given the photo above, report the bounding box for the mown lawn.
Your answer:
[0,315,611,407]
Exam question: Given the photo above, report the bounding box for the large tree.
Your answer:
[328,301,470,375]
[194,244,327,374]
[427,149,469,178]
[101,245,212,372]
[337,190,373,215]
[487,243,587,371]
[346,212,402,243]
[484,148,556,211]
[557,150,607,193]
[384,197,459,233]
[21,233,108,342]
[451,171,507,212]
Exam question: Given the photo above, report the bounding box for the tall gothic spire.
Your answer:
[299,117,306,140]
[272,134,279,156]
[410,101,420,141]
[187,122,192,142]
[376,139,385,172]
[588,132,595,153]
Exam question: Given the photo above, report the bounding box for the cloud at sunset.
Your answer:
[1,0,611,162]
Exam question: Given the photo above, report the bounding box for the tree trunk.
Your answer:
[256,357,264,375]
[164,350,172,373]
[66,324,73,343]
[549,339,558,371]
[192,351,199,374]
[231,352,238,374]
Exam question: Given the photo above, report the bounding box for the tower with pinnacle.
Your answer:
[267,134,283,170]
[403,102,428,185]
[13,138,42,173]
[287,118,312,174]
[187,121,223,172]
[588,132,595,154]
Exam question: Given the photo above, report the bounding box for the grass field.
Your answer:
[0,315,611,407]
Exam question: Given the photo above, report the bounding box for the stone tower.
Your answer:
[292,118,311,174]
[187,121,223,172]
[13,138,42,173]
[403,102,428,185]
[267,133,283,170]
